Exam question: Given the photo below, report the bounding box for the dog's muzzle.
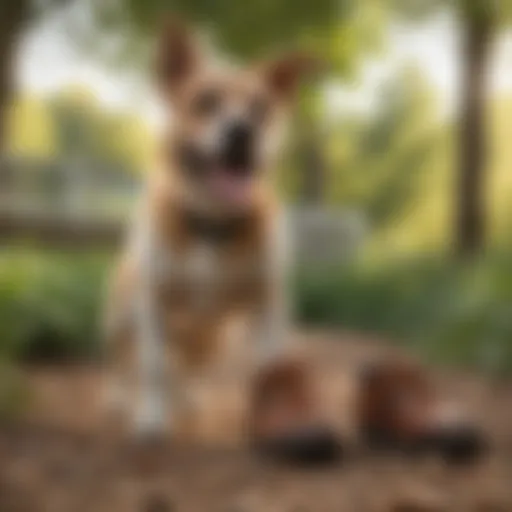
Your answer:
[221,121,255,175]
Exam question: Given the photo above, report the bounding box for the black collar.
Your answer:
[182,209,253,244]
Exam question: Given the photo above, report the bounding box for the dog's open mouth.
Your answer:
[209,168,254,205]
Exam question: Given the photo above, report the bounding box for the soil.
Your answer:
[1,331,512,512]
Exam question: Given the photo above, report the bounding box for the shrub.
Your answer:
[0,249,110,361]
[294,252,512,375]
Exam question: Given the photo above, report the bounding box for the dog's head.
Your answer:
[156,19,317,212]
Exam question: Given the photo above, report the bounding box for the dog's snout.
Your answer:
[223,121,254,172]
[227,122,253,149]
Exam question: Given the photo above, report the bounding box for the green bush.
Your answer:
[0,249,110,361]
[294,252,512,375]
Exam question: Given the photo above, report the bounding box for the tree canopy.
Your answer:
[82,0,388,78]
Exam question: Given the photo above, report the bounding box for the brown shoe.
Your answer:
[357,358,487,464]
[249,359,343,466]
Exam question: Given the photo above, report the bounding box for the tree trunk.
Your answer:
[0,1,28,155]
[456,13,492,258]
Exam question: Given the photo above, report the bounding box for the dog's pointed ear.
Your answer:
[262,52,321,99]
[155,17,200,92]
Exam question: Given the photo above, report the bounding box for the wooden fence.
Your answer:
[0,159,367,261]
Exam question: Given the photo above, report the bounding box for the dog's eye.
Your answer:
[192,89,222,117]
[250,96,270,123]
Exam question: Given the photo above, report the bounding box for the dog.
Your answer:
[103,19,317,441]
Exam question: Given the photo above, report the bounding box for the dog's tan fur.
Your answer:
[108,181,280,366]
[104,19,314,438]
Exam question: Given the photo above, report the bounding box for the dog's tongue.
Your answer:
[211,170,252,205]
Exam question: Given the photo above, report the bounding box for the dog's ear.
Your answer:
[155,17,200,92]
[262,52,321,99]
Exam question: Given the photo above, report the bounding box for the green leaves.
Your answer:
[294,250,512,375]
[0,250,109,361]
[320,66,441,230]
[83,0,390,80]
[388,0,452,20]
[90,0,340,60]
[45,87,153,173]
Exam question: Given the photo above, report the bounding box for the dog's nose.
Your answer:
[223,121,254,171]
[226,121,252,149]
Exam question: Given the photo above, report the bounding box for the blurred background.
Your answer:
[0,0,511,387]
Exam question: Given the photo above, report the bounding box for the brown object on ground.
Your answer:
[249,358,343,466]
[357,358,488,464]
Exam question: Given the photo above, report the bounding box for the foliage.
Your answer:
[332,67,441,229]
[7,95,57,160]
[0,249,110,361]
[6,86,153,173]
[377,92,512,253]
[91,0,339,60]
[47,86,154,172]
[281,66,444,233]
[294,249,512,376]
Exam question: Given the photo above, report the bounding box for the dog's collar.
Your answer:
[181,208,253,244]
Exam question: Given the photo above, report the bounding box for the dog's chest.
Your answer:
[157,242,265,311]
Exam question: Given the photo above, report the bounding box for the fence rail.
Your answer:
[0,160,367,260]
[0,208,124,248]
[0,206,367,265]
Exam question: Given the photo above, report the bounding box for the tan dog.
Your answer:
[103,19,315,440]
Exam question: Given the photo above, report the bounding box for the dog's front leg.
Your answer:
[252,286,290,366]
[252,212,291,365]
[132,221,169,439]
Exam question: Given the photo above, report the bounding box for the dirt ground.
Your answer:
[1,331,512,512]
